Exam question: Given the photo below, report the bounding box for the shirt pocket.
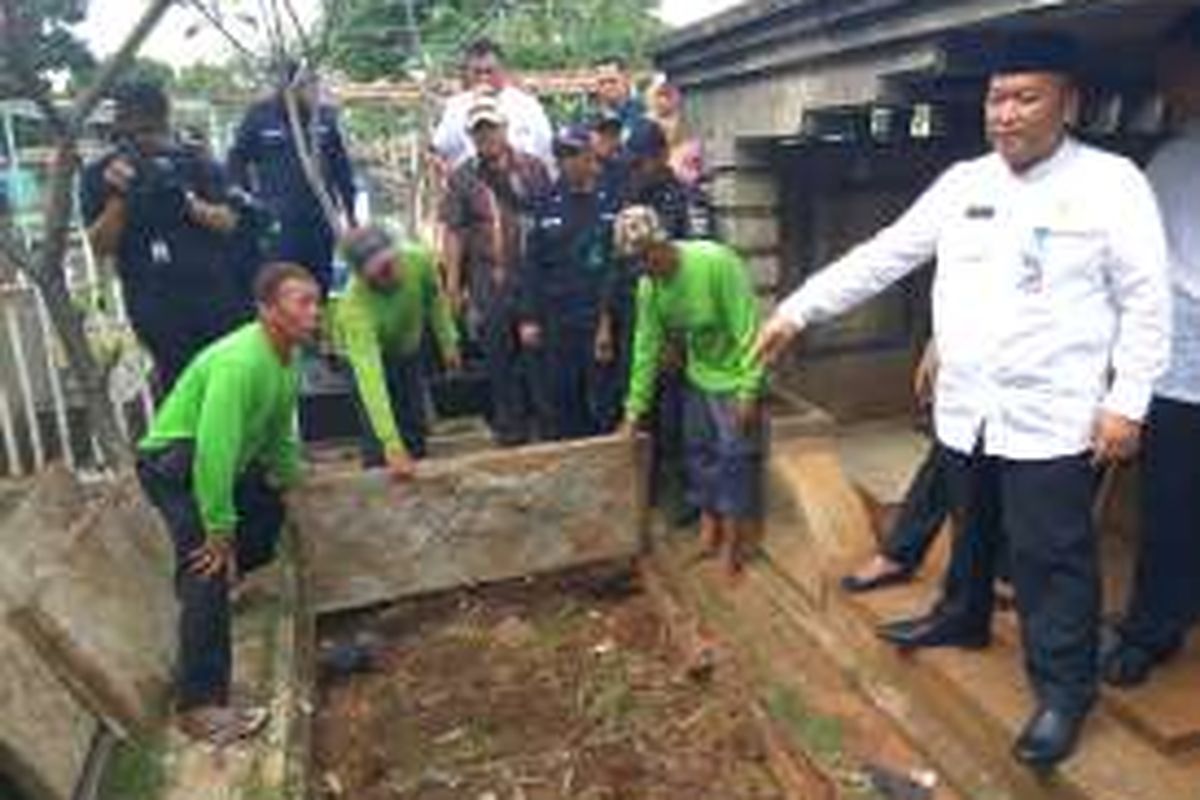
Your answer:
[1026,225,1106,295]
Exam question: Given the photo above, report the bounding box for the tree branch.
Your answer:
[186,0,260,62]
[279,0,314,60]
[0,0,71,138]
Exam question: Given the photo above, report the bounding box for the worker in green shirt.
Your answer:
[616,205,768,577]
[333,226,462,480]
[136,262,320,744]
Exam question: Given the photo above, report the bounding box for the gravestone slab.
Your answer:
[294,436,647,614]
[0,468,176,737]
[0,620,99,800]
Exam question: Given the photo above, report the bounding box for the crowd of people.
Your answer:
[85,39,739,745]
[81,9,1200,776]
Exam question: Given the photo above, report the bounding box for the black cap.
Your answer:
[989,32,1080,77]
[553,124,592,157]
[625,121,668,159]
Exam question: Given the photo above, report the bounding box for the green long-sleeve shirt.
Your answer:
[140,322,303,536]
[332,243,459,455]
[625,240,765,419]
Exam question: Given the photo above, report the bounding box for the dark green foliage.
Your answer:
[320,0,666,81]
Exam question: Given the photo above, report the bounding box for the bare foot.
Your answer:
[691,514,723,563]
[700,516,722,550]
[720,538,744,582]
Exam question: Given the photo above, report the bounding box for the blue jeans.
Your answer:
[136,443,284,710]
[682,389,766,520]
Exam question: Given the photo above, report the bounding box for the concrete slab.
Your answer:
[0,469,101,800]
[294,436,647,614]
[0,622,100,800]
[0,469,176,736]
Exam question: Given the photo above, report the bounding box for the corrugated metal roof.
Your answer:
[655,0,1187,89]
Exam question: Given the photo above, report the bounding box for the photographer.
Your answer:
[82,81,247,393]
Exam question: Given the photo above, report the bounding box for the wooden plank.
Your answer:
[1104,630,1200,755]
[847,578,1198,800]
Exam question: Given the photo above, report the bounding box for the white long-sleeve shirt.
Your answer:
[1147,120,1200,405]
[778,137,1170,460]
[432,86,555,170]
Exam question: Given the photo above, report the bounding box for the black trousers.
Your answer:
[348,354,428,465]
[478,289,549,446]
[881,444,951,570]
[540,319,604,441]
[649,367,692,515]
[136,443,285,710]
[133,313,235,397]
[273,217,336,297]
[1119,396,1200,653]
[938,446,1100,715]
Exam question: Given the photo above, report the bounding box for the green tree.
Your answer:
[122,57,177,89]
[0,0,95,96]
[176,62,251,98]
[321,0,665,82]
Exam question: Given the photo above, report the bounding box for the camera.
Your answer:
[114,139,189,231]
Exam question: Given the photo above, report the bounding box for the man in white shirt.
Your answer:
[754,34,1170,769]
[431,38,555,171]
[1104,9,1200,689]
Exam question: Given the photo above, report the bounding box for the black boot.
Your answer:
[1101,637,1180,688]
[1013,706,1087,769]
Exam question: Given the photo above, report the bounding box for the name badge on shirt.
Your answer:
[1018,227,1048,294]
[965,205,996,220]
[151,239,172,265]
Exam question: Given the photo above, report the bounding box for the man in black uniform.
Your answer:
[81,81,246,392]
[518,125,621,439]
[227,64,357,296]
[591,110,629,203]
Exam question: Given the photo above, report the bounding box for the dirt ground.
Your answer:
[313,570,788,800]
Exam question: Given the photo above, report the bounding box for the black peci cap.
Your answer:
[989,31,1081,78]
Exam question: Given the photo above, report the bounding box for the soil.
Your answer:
[313,569,787,800]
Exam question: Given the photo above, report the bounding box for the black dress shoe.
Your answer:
[876,612,990,650]
[840,566,914,594]
[1013,706,1086,769]
[1101,640,1178,688]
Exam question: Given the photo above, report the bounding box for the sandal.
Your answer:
[840,557,913,594]
[178,705,270,747]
